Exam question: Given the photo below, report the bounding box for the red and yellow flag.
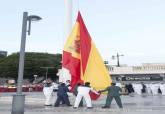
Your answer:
[62,11,112,91]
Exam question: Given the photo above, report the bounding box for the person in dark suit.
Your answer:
[54,83,72,107]
[99,82,123,108]
[126,83,134,94]
[141,83,146,93]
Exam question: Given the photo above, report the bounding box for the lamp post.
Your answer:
[11,12,42,114]
[40,67,55,80]
[112,53,124,67]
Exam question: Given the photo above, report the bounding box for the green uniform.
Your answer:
[101,85,123,108]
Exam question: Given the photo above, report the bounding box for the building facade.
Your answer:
[107,63,165,83]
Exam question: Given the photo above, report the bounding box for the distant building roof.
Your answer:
[107,63,165,75]
[0,51,7,57]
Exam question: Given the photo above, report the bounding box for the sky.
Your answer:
[0,0,165,66]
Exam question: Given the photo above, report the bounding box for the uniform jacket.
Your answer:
[101,85,122,96]
[77,86,98,95]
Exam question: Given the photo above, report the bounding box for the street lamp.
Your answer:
[112,53,124,67]
[40,67,55,80]
[12,12,42,114]
[27,15,42,35]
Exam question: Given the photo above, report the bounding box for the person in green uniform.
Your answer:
[99,82,123,108]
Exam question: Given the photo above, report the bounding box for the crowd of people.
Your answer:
[42,78,123,109]
[42,78,165,109]
[116,82,165,96]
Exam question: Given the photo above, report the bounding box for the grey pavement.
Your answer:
[0,92,165,114]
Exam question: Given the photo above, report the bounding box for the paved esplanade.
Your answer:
[0,92,165,114]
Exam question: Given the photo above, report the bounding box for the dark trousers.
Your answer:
[105,95,123,108]
[79,99,83,107]
[55,95,70,106]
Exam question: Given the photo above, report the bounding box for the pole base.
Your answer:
[11,94,25,114]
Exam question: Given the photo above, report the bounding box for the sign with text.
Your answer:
[115,74,163,81]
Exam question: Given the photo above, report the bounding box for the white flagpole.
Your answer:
[64,0,72,39]
[60,0,72,83]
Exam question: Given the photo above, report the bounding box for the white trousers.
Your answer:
[74,94,92,107]
[135,88,142,95]
[162,90,165,95]
[160,89,165,95]
[43,87,53,105]
[44,94,52,105]
[146,87,152,94]
[151,89,158,95]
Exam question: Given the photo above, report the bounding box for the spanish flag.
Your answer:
[62,11,112,92]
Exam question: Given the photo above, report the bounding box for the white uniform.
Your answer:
[150,84,159,95]
[145,84,152,94]
[43,85,54,105]
[57,68,71,83]
[74,86,98,108]
[160,83,165,95]
[133,84,142,95]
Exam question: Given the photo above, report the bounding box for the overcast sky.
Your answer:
[0,0,165,66]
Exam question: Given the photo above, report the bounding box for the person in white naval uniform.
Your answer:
[133,83,142,95]
[73,82,99,109]
[150,83,159,95]
[57,68,71,83]
[43,82,54,106]
[145,83,152,95]
[160,83,165,95]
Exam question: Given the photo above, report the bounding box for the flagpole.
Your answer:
[61,0,72,82]
[63,0,72,61]
[64,0,72,39]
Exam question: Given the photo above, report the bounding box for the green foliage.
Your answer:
[0,52,62,81]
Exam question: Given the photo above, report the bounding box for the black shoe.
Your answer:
[54,105,59,107]
[102,106,110,108]
[67,104,72,106]
[44,104,52,106]
[87,107,93,109]
[73,107,77,109]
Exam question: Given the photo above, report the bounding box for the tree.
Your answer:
[0,52,62,82]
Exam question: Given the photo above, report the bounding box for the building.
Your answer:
[0,51,7,57]
[107,63,165,83]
